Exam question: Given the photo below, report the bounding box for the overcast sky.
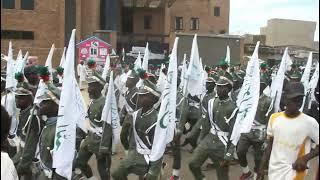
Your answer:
[229,0,319,41]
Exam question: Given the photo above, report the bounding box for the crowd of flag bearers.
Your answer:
[1,30,319,180]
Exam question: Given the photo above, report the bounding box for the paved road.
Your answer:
[81,90,318,180]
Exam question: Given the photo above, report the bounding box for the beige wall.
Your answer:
[166,0,229,34]
[1,0,65,66]
[132,8,165,35]
[262,19,316,49]
[79,0,100,40]
[165,0,230,48]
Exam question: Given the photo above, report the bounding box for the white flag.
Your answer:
[53,29,87,179]
[268,47,290,113]
[122,48,125,62]
[179,54,187,92]
[225,46,230,66]
[59,47,66,68]
[307,62,319,109]
[134,52,142,71]
[300,52,313,110]
[199,58,207,98]
[6,41,17,89]
[156,64,167,92]
[101,71,121,147]
[150,37,178,162]
[231,41,260,145]
[14,49,23,72]
[15,51,28,74]
[102,54,110,80]
[186,34,202,96]
[142,43,149,72]
[45,44,55,81]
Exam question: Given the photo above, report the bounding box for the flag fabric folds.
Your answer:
[300,52,313,110]
[267,47,290,114]
[186,34,202,96]
[101,71,121,150]
[53,29,87,179]
[102,54,111,80]
[149,37,179,162]
[307,62,319,109]
[231,41,260,145]
[142,42,150,72]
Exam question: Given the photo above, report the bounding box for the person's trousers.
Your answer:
[172,136,181,170]
[75,145,111,180]
[189,134,229,180]
[112,150,161,180]
[236,132,263,172]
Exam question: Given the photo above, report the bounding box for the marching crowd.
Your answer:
[1,37,319,180]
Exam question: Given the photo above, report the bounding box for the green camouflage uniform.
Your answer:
[112,108,162,180]
[189,96,237,180]
[75,95,112,179]
[236,94,272,172]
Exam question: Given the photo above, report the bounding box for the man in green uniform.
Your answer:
[120,70,139,154]
[112,83,162,180]
[11,88,42,180]
[237,75,272,180]
[73,76,112,180]
[34,85,67,180]
[180,93,202,150]
[189,75,237,180]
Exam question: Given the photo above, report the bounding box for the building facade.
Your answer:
[1,0,230,65]
[176,33,244,66]
[260,18,317,49]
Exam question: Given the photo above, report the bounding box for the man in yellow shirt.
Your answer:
[257,82,319,180]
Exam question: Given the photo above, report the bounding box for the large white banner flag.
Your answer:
[225,45,230,71]
[101,71,121,147]
[307,62,319,109]
[179,54,187,92]
[150,37,178,162]
[53,29,87,179]
[186,34,202,96]
[267,47,290,114]
[45,44,55,81]
[134,52,142,71]
[59,47,66,68]
[6,41,17,89]
[102,54,110,80]
[300,52,313,110]
[231,41,260,145]
[142,42,150,72]
[156,64,167,92]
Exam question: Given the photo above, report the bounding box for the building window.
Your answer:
[1,30,34,39]
[190,18,199,30]
[214,6,220,17]
[90,48,98,56]
[21,0,34,10]
[175,17,183,30]
[144,16,152,29]
[2,0,15,9]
